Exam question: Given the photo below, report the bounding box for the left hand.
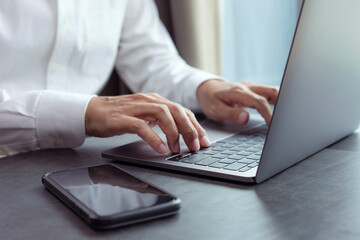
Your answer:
[196,80,279,126]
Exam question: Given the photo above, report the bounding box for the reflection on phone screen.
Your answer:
[49,165,173,216]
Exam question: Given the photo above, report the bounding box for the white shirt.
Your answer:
[0,0,219,156]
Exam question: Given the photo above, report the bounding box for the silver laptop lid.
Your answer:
[256,0,360,182]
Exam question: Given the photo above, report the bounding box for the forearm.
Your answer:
[119,56,222,111]
[115,0,223,112]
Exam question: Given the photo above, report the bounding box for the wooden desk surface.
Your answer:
[1,126,360,240]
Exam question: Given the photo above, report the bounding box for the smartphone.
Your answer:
[42,164,181,229]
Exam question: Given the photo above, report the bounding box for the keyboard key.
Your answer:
[209,162,228,168]
[238,158,256,164]
[179,127,267,169]
[230,146,246,151]
[212,153,230,159]
[195,157,218,166]
[223,143,238,148]
[222,150,238,155]
[218,158,237,164]
[212,147,227,152]
[248,162,259,168]
[236,136,249,140]
[253,145,264,150]
[238,151,253,156]
[246,148,261,152]
[202,150,219,155]
[238,143,254,148]
[207,146,224,151]
[247,155,261,160]
[238,167,251,172]
[253,137,265,141]
[227,154,246,160]
[224,162,247,171]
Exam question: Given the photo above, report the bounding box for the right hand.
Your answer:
[196,80,279,126]
[85,93,210,155]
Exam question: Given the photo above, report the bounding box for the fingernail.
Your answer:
[158,143,169,155]
[191,138,200,151]
[174,141,180,153]
[200,136,210,147]
[238,112,248,124]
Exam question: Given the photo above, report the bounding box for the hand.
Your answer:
[85,93,210,154]
[196,80,279,126]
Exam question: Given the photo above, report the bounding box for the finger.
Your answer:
[138,95,201,152]
[247,85,279,105]
[123,103,180,153]
[123,116,170,155]
[243,93,273,126]
[223,90,273,125]
[248,94,273,125]
[167,103,200,152]
[184,108,211,148]
[150,104,180,153]
[208,99,250,125]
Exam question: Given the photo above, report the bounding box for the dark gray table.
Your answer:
[1,122,360,240]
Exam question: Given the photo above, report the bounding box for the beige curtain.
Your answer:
[170,0,222,76]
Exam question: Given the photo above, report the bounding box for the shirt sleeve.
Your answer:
[115,0,223,112]
[0,90,94,157]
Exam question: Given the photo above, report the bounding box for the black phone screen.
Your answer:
[48,165,175,217]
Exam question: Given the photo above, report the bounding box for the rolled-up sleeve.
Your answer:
[115,0,223,112]
[0,90,94,156]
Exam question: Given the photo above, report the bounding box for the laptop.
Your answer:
[102,0,360,183]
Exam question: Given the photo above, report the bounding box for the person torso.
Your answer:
[0,0,127,97]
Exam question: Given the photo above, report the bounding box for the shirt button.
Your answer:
[53,65,61,73]
[63,17,69,24]
[54,138,63,147]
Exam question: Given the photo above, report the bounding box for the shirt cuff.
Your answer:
[36,90,95,149]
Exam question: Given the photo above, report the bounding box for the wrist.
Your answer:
[196,79,223,101]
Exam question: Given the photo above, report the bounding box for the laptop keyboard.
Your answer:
[166,127,267,172]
